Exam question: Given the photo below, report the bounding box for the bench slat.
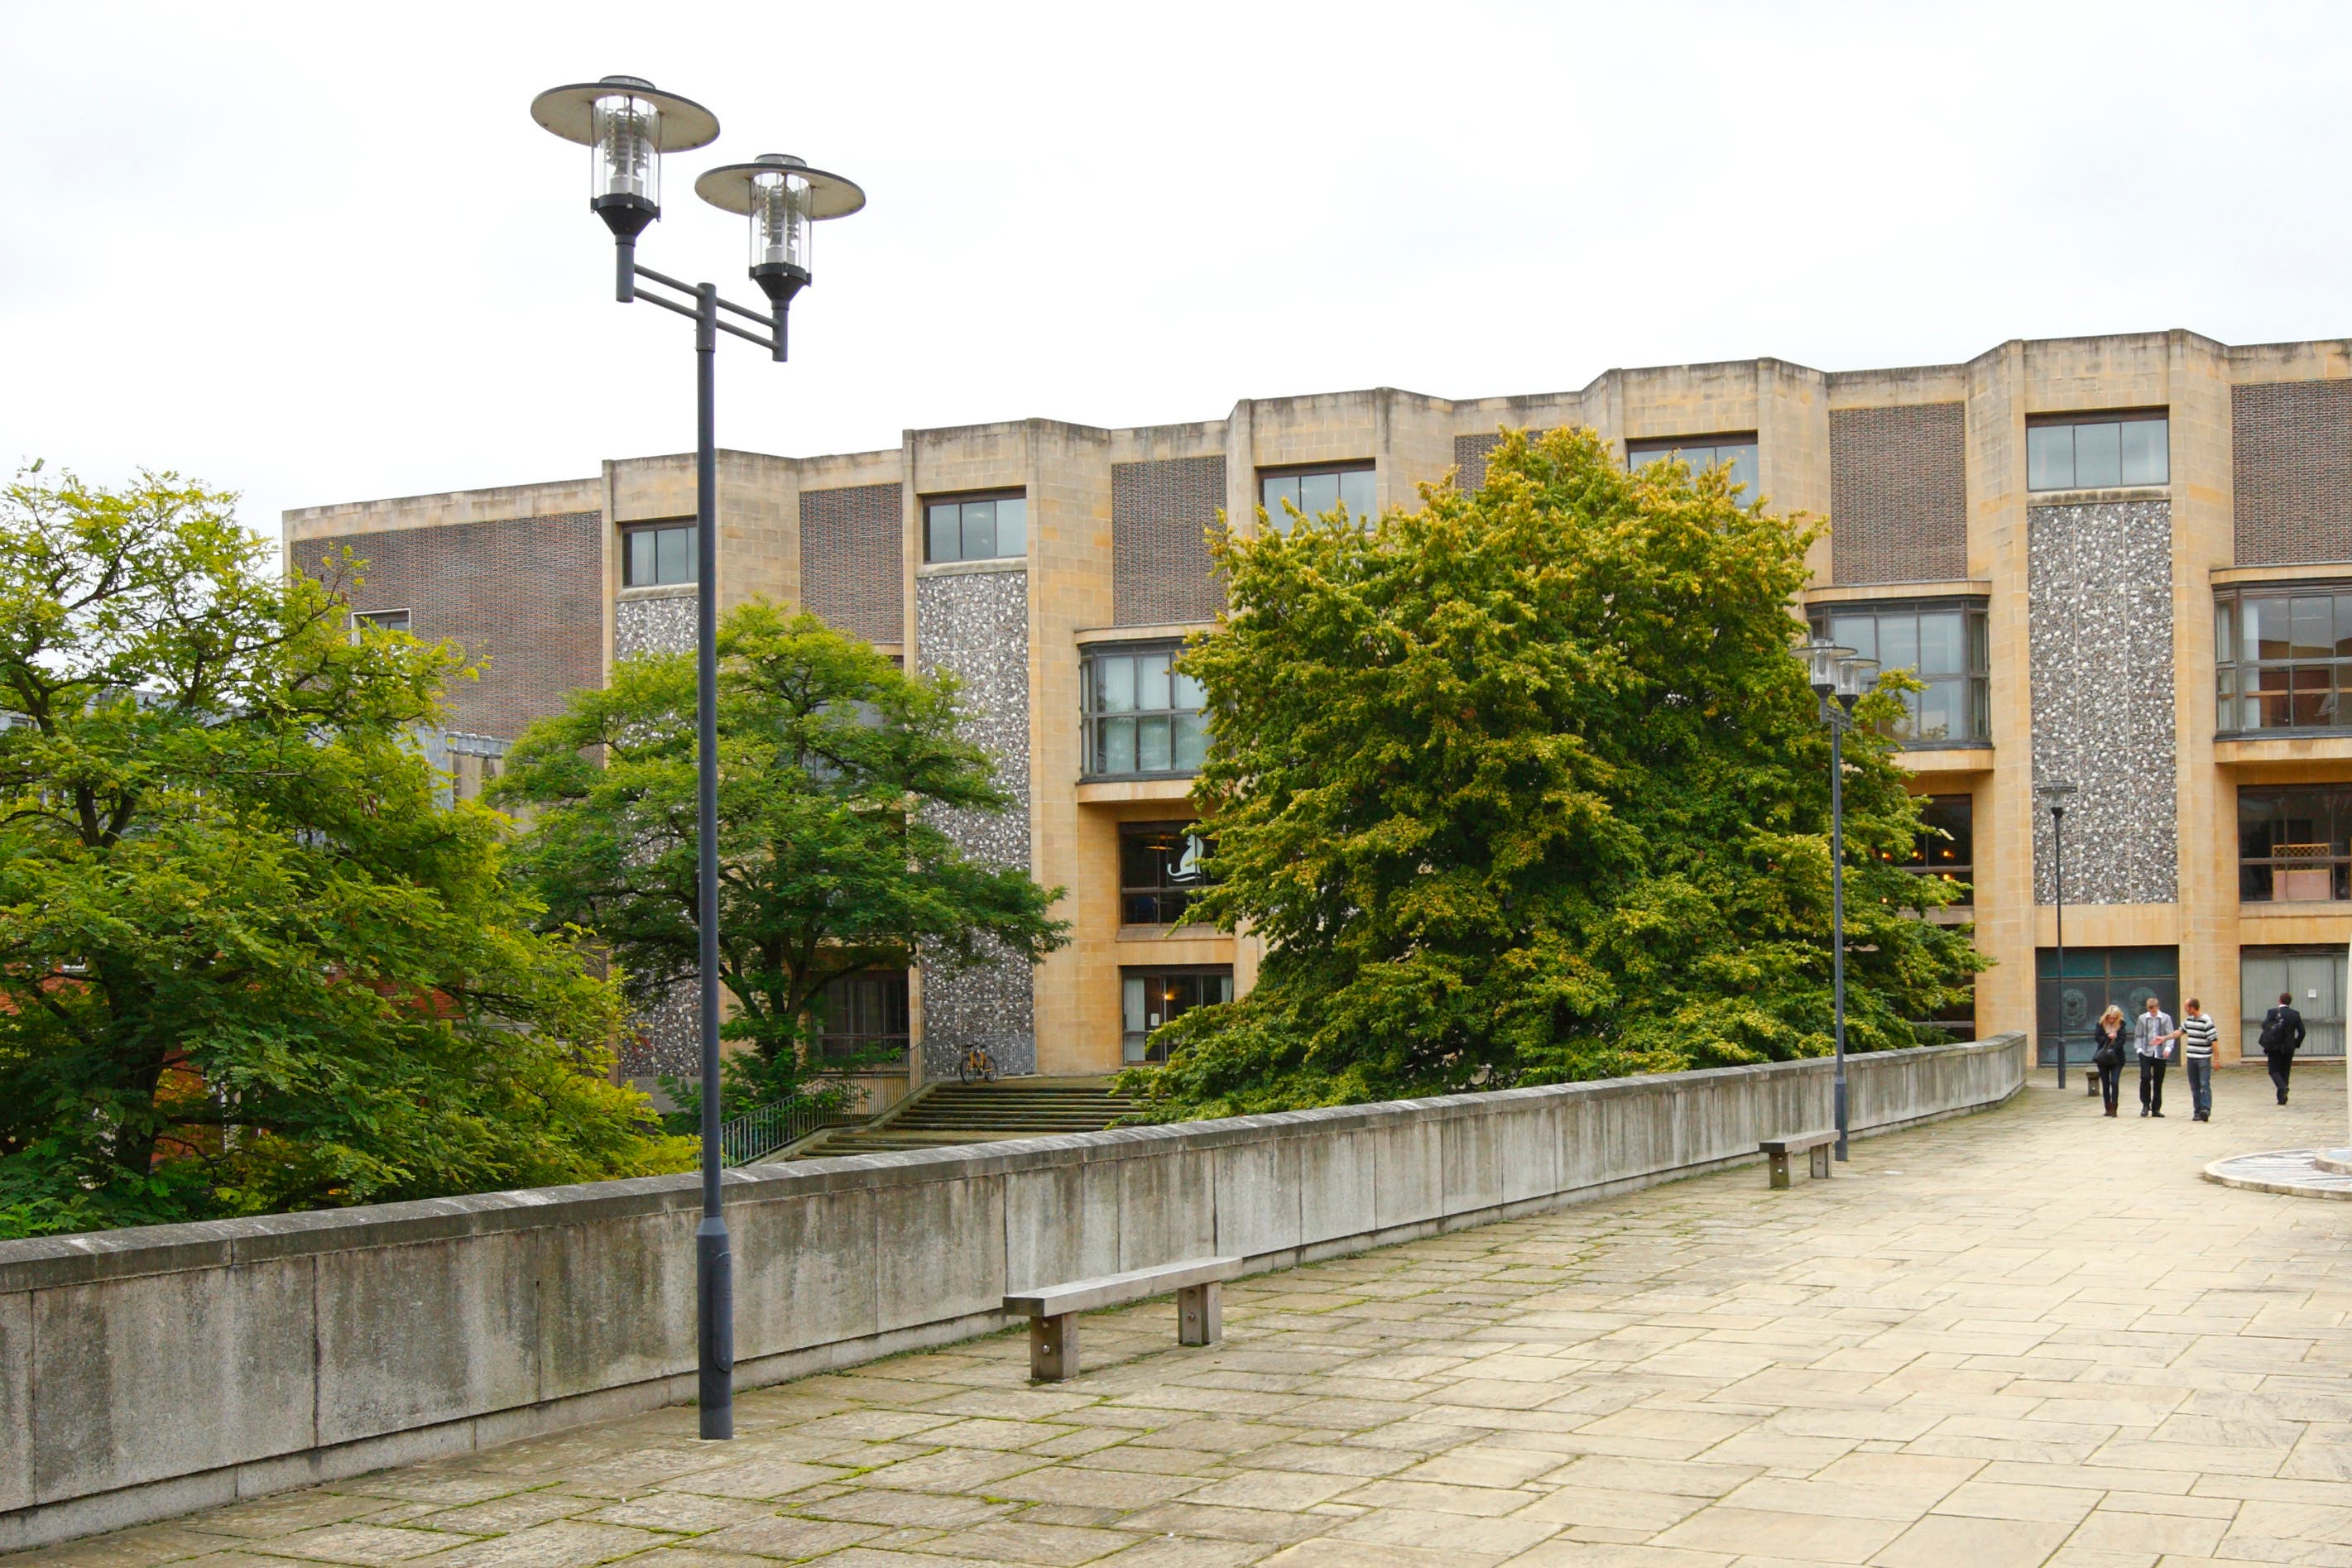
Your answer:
[1758,1132,1836,1155]
[1006,1255,1243,1317]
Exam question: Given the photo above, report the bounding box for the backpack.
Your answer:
[2259,1009,2287,1050]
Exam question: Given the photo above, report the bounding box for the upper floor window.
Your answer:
[924,492,1025,564]
[2216,583,2352,733]
[623,521,697,587]
[1808,599,1990,746]
[2239,786,2352,903]
[352,608,411,635]
[1260,465,1374,533]
[1082,643,1206,779]
[1628,433,1759,497]
[817,969,910,1063]
[1897,794,1975,908]
[1120,821,1215,925]
[2027,411,2168,491]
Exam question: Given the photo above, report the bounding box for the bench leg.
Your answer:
[1768,1150,1791,1189]
[1178,1281,1222,1346]
[1030,1312,1078,1381]
[1809,1144,1831,1180]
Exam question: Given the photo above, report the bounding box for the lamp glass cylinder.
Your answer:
[1804,638,1848,694]
[750,168,814,274]
[591,92,662,207]
[1835,655,1876,700]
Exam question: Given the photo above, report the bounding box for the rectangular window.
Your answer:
[817,969,910,1063]
[1807,598,1991,746]
[622,522,697,587]
[2025,411,2168,491]
[924,492,1026,564]
[1260,464,1375,534]
[1120,822,1215,925]
[1892,793,1975,909]
[2239,787,2352,904]
[1082,642,1207,778]
[1627,433,1760,499]
[2215,583,2352,734]
[352,608,411,634]
[1121,966,1234,1064]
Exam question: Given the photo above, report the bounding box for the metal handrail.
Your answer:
[715,1089,864,1167]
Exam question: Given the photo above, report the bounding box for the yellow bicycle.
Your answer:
[956,1042,998,1086]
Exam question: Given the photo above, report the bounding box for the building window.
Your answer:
[1260,465,1374,533]
[352,608,411,635]
[924,492,1025,564]
[2215,583,2352,733]
[1807,599,1990,746]
[1898,794,1974,909]
[817,969,910,1063]
[2027,411,2168,490]
[623,522,697,587]
[1120,822,1214,925]
[1628,433,1759,498]
[1122,966,1233,1064]
[2239,787,2352,904]
[1082,643,1207,778]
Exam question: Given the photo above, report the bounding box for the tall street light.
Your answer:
[530,74,866,1442]
[1798,636,1879,1163]
[2038,780,2080,1090]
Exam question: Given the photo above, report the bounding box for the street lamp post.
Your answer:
[530,75,866,1442]
[1798,637,1879,1163]
[2039,781,2080,1090]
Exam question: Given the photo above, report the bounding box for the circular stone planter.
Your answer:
[2203,1148,2352,1199]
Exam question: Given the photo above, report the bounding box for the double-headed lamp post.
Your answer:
[2038,781,2080,1089]
[530,74,865,1442]
[1798,637,1879,1162]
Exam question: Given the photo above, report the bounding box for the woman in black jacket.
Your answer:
[2090,1004,2129,1117]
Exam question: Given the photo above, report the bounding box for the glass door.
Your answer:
[2241,947,2346,1058]
[2037,947,2179,1068]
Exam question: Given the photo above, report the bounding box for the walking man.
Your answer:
[2180,998,2218,1122]
[2258,990,2306,1105]
[2135,993,2177,1118]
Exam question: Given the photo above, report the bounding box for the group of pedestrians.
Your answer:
[2085,992,2306,1120]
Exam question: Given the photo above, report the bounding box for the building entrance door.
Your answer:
[2241,947,2346,1059]
[2036,946,2179,1068]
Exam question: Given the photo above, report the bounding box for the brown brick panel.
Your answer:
[1829,403,1967,584]
[300,512,603,741]
[1111,456,1226,626]
[1455,434,1505,493]
[801,483,905,644]
[2233,380,2352,565]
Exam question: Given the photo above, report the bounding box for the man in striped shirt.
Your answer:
[2180,998,2219,1123]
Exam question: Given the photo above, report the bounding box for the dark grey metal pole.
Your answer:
[693,280,734,1441]
[2052,803,2066,1091]
[1829,709,1849,1162]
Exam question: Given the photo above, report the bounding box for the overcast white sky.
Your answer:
[5,2,2346,542]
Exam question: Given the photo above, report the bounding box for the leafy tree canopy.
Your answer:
[492,602,1068,1120]
[0,469,688,1237]
[1126,428,1983,1119]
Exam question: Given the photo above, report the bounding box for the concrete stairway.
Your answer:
[797,1077,1137,1157]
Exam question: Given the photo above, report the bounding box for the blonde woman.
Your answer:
[2090,1004,2129,1117]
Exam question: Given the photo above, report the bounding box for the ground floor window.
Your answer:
[1896,793,1974,908]
[1913,988,1975,1044]
[2036,946,2177,1069]
[1122,966,1233,1065]
[2239,786,2352,903]
[2241,947,2346,1059]
[818,969,910,1065]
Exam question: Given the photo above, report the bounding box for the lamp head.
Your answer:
[1799,637,1850,697]
[2038,780,2080,818]
[1833,654,1878,709]
[530,74,720,239]
[695,152,866,305]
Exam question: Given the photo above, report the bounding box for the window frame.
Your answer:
[2024,408,2170,491]
[1806,597,1993,748]
[2215,582,2352,737]
[1121,965,1235,1065]
[1081,640,1208,780]
[621,520,698,587]
[816,967,911,1064]
[1118,820,1216,927]
[921,489,1028,565]
[1257,462,1375,534]
[351,607,412,635]
[1897,792,1975,909]
[1626,431,1761,499]
[2238,785,2352,904]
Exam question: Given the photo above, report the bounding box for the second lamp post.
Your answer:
[1801,637,1879,1163]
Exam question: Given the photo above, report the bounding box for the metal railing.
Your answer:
[715,1090,863,1167]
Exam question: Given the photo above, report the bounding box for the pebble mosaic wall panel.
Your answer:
[2027,500,2177,905]
[1112,457,1226,626]
[615,592,695,658]
[1828,403,1968,584]
[915,568,1036,1076]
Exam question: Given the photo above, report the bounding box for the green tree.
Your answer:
[1126,427,1983,1119]
[492,602,1068,1120]
[0,469,688,1237]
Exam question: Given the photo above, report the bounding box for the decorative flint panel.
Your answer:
[914,569,1036,1077]
[1111,457,1226,626]
[2028,501,2177,906]
[614,594,695,658]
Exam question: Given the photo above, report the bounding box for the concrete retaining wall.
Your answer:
[0,1033,2026,1549]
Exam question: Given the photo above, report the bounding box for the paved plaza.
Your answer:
[30,1066,2352,1568]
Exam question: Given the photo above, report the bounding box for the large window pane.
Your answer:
[1098,656,1135,712]
[2119,418,2168,485]
[1339,470,1375,515]
[1261,475,1299,514]
[2293,597,2334,659]
[1879,614,1919,674]
[961,500,996,562]
[1828,615,1876,661]
[1098,717,1136,774]
[1137,715,1173,772]
[928,504,959,563]
[1721,443,1759,496]
[1137,651,1172,712]
[1917,611,1964,676]
[1299,472,1340,517]
[655,525,693,584]
[2028,425,2073,490]
[995,497,1025,557]
[1172,668,1206,708]
[2073,421,2122,487]
[1916,680,1961,742]
[1173,712,1207,770]
[629,530,656,586]
[2257,597,2292,660]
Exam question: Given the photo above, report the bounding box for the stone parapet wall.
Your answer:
[0,1033,2025,1551]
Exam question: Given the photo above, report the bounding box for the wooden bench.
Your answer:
[1759,1131,1836,1188]
[1004,1256,1243,1381]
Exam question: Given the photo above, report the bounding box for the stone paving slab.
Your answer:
[17,1066,2350,1567]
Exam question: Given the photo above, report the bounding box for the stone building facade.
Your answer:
[285,329,2352,1081]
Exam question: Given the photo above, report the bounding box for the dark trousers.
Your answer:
[2097,1058,2122,1113]
[2139,1055,2167,1114]
[2186,1057,2212,1119]
[2267,1050,2294,1103]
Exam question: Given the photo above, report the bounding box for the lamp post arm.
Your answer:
[624,264,780,353]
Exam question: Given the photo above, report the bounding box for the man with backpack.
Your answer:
[2258,990,2306,1106]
